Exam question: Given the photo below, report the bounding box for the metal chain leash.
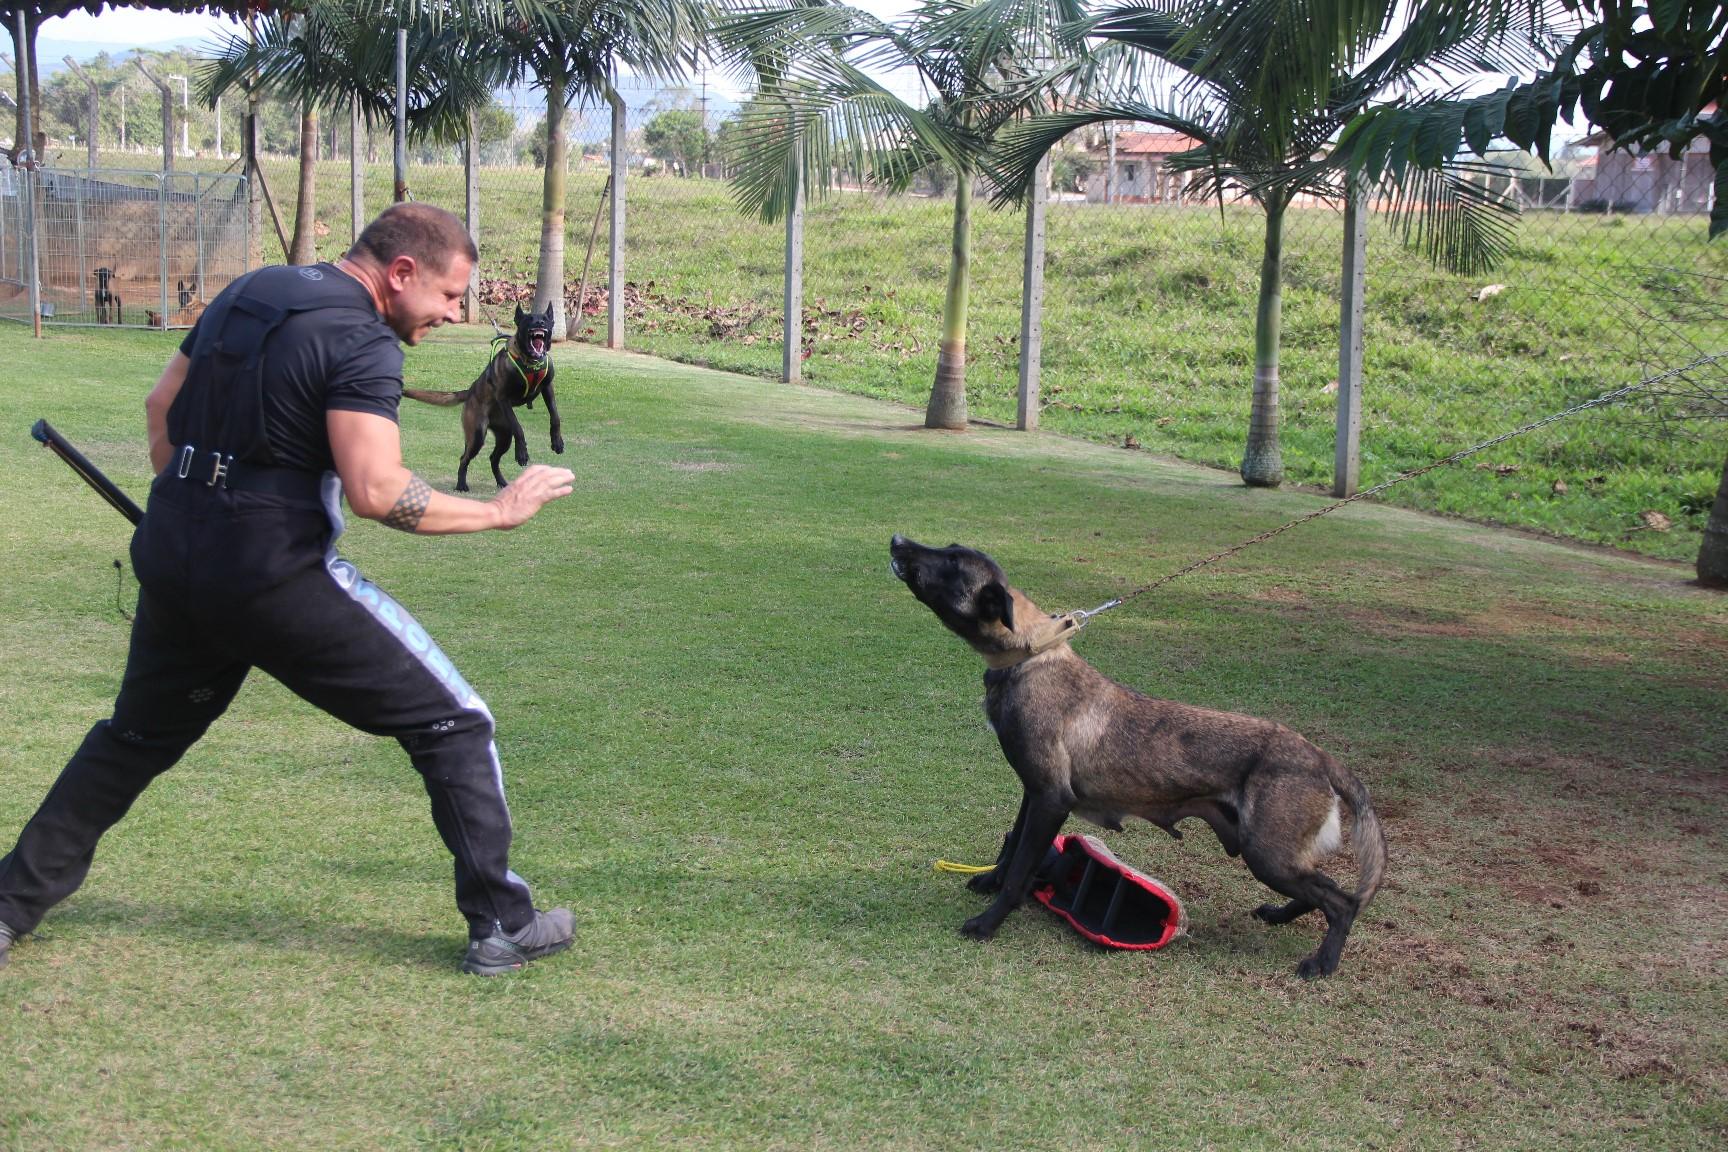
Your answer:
[1068,350,1728,627]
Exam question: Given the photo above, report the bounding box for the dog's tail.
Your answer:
[402,387,471,407]
[1326,754,1387,913]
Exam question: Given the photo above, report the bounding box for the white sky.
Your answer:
[47,2,1566,133]
[49,7,240,47]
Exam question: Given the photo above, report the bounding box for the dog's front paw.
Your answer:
[966,870,1004,895]
[455,480,470,493]
[1295,952,1336,980]
[552,437,565,454]
[959,915,999,941]
[514,449,531,467]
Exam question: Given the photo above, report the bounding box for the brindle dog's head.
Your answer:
[513,302,554,362]
[890,535,1018,651]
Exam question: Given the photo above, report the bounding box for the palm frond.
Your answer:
[1379,160,1521,275]
[730,63,971,220]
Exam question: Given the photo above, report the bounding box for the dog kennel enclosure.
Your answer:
[0,167,250,330]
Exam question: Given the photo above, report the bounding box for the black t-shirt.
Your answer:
[179,263,404,473]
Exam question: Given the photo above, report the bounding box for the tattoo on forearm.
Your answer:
[382,475,433,532]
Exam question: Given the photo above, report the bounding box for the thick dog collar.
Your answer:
[981,611,1086,671]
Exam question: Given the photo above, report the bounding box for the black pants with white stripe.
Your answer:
[0,482,537,942]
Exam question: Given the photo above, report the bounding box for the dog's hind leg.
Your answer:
[961,792,1067,941]
[1240,844,1358,979]
[456,421,487,493]
[489,429,514,488]
[968,791,1030,895]
[1252,898,1316,925]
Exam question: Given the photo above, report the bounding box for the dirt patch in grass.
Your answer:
[1504,750,1728,805]
[1560,1018,1705,1089]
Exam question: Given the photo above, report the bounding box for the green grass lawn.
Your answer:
[1,324,1723,1150]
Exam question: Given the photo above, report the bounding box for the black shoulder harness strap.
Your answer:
[169,265,378,469]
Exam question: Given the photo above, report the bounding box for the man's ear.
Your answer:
[977,582,1015,632]
[387,255,417,290]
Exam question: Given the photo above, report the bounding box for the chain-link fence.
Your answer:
[0,167,249,329]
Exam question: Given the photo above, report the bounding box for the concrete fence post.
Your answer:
[608,93,626,350]
[1333,183,1368,497]
[1016,153,1050,430]
[783,139,804,383]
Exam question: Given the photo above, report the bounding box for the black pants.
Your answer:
[0,480,537,941]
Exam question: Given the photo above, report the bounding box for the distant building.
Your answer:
[1572,131,1714,214]
[1084,130,1204,204]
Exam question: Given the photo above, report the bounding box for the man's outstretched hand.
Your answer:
[491,465,575,530]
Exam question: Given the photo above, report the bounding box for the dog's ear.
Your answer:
[977,582,1015,632]
[515,303,527,323]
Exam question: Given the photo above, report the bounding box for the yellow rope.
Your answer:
[934,860,994,875]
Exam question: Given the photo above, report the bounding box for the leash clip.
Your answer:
[206,452,232,488]
[1070,598,1123,630]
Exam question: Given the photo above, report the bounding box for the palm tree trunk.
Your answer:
[288,102,319,265]
[1698,450,1728,587]
[1241,197,1285,487]
[925,166,971,430]
[536,74,570,342]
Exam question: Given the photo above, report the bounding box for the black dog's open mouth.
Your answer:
[528,333,548,360]
[889,535,913,582]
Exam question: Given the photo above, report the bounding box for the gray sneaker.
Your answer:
[462,908,574,976]
[0,922,15,969]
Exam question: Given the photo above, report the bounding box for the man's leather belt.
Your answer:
[170,445,323,500]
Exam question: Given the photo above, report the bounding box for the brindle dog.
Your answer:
[403,303,563,491]
[889,535,1387,978]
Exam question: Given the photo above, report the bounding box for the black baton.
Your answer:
[31,419,145,526]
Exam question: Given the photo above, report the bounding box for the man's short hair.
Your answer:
[349,203,478,272]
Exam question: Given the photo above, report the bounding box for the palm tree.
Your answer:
[203,11,347,264]
[719,0,1108,430]
[995,0,1545,485]
[201,3,499,264]
[476,0,707,341]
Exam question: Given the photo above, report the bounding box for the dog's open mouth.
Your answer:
[889,535,912,581]
[528,333,548,360]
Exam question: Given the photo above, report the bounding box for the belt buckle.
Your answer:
[175,444,194,479]
[206,451,232,488]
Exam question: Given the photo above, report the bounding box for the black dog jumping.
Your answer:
[403,304,563,491]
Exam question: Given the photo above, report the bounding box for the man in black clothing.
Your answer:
[0,203,575,976]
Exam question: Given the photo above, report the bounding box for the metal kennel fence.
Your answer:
[0,167,250,330]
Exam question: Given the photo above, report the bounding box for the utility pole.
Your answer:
[119,84,126,150]
[132,58,173,172]
[13,14,38,337]
[167,73,189,155]
[65,56,98,168]
[214,94,223,158]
